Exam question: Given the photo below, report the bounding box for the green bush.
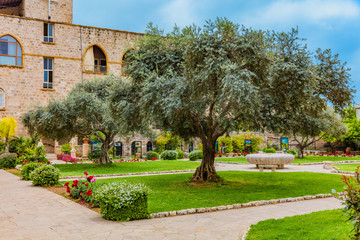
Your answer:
[0,141,5,152]
[0,153,18,169]
[146,151,159,160]
[160,150,178,160]
[30,164,60,186]
[61,143,72,154]
[176,150,185,159]
[95,181,150,221]
[265,148,276,153]
[188,150,203,161]
[21,162,44,180]
[89,150,101,160]
[287,149,297,156]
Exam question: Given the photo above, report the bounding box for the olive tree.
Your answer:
[23,76,124,164]
[110,19,353,181]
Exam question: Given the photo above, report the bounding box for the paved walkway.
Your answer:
[0,170,342,240]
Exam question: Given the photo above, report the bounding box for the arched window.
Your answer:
[121,49,134,75]
[146,141,153,152]
[83,45,107,73]
[0,89,4,109]
[0,35,22,66]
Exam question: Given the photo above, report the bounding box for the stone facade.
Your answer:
[0,0,151,155]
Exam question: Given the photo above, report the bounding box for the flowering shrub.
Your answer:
[21,162,44,180]
[30,164,60,186]
[57,154,76,164]
[114,158,145,163]
[333,166,360,239]
[95,181,150,221]
[18,154,50,165]
[264,148,276,153]
[145,151,158,160]
[160,150,178,160]
[61,143,72,154]
[189,150,203,161]
[305,151,357,157]
[0,153,18,169]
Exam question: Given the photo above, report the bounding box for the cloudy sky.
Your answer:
[74,0,360,103]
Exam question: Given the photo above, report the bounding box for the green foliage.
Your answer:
[188,150,203,161]
[145,151,158,160]
[154,131,181,153]
[0,141,4,152]
[264,148,276,153]
[176,150,185,159]
[342,107,360,145]
[333,168,360,239]
[61,143,72,154]
[160,150,178,160]
[218,136,233,153]
[218,133,263,153]
[0,116,17,152]
[89,150,101,160]
[0,153,17,169]
[21,162,43,180]
[287,149,297,156]
[30,164,60,186]
[95,181,150,221]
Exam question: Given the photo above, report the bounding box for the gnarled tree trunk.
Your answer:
[191,138,221,182]
[98,136,113,164]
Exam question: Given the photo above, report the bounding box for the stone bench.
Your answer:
[258,165,277,172]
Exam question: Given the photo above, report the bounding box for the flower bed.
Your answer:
[0,153,17,169]
[57,154,77,163]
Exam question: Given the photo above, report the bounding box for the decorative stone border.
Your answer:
[216,160,360,166]
[60,169,195,180]
[150,193,343,219]
[332,170,356,175]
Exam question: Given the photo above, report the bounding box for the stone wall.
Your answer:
[24,0,73,23]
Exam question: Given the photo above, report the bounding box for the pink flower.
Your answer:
[90,178,96,183]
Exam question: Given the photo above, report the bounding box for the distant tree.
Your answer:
[23,77,126,164]
[341,107,360,150]
[0,116,17,152]
[110,19,353,181]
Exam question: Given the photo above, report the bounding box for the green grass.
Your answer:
[334,163,360,172]
[215,156,360,164]
[56,160,200,177]
[61,171,345,213]
[246,209,352,240]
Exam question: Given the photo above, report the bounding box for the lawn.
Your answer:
[246,209,351,240]
[62,171,345,213]
[56,160,200,177]
[215,156,360,164]
[334,163,360,172]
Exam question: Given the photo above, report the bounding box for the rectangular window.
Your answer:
[44,23,54,43]
[43,58,53,89]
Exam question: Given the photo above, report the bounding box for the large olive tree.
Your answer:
[110,19,353,181]
[23,76,125,164]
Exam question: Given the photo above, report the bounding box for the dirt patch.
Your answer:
[44,186,100,214]
[5,169,21,177]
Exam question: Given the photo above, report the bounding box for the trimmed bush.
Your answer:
[61,143,72,154]
[89,150,101,160]
[95,181,150,221]
[176,150,185,159]
[0,153,18,169]
[146,151,159,160]
[188,150,203,161]
[160,150,178,160]
[21,162,43,180]
[265,148,276,153]
[287,149,297,156]
[30,164,60,186]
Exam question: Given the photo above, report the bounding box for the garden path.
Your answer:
[0,170,342,240]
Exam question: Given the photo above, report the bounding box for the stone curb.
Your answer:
[60,170,195,180]
[150,193,344,219]
[331,170,356,175]
[216,160,360,166]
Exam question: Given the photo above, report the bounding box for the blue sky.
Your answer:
[74,0,360,103]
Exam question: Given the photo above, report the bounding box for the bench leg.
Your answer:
[259,167,264,172]
[271,167,276,172]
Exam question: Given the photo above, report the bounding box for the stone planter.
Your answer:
[246,153,294,169]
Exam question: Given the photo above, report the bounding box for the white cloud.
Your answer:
[158,0,201,29]
[240,0,360,29]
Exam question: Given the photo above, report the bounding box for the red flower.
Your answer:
[64,182,69,187]
[66,187,70,193]
[87,176,94,182]
[84,171,88,176]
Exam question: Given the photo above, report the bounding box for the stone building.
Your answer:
[0,0,157,156]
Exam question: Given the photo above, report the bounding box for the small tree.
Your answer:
[342,107,360,150]
[110,19,353,181]
[23,76,125,164]
[0,116,17,152]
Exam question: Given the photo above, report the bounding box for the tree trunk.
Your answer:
[191,138,221,182]
[5,137,9,153]
[297,145,304,158]
[98,140,111,164]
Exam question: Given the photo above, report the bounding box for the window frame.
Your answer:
[44,23,54,43]
[0,34,23,67]
[43,57,54,89]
